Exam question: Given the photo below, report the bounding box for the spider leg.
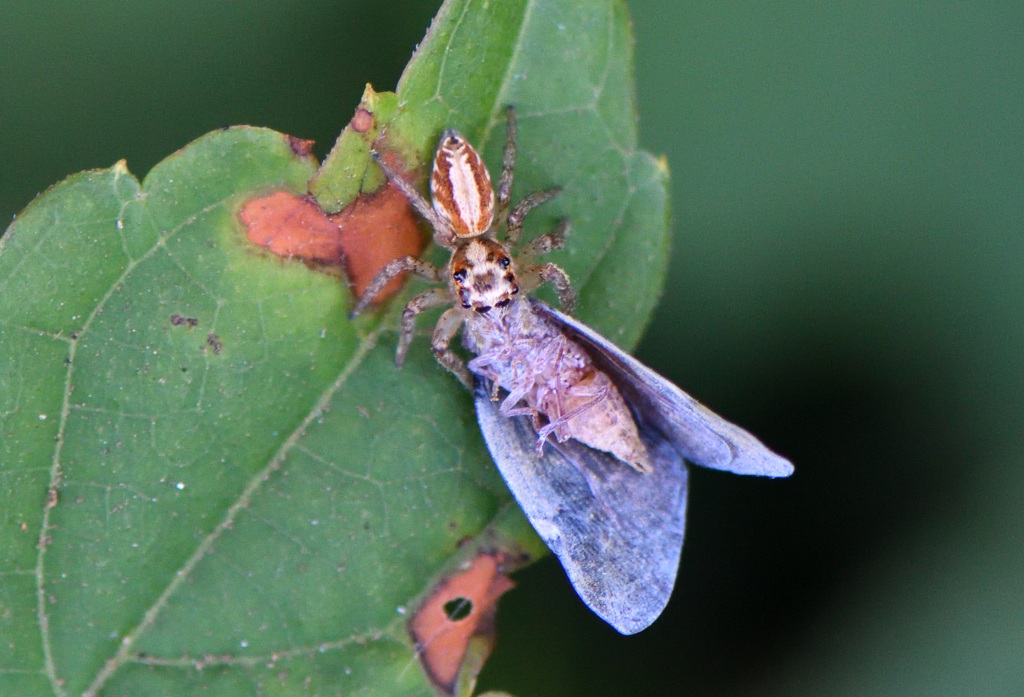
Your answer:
[349,256,442,319]
[518,261,576,314]
[505,187,561,248]
[496,105,517,214]
[431,307,472,388]
[518,218,570,261]
[396,287,455,367]
[371,150,456,248]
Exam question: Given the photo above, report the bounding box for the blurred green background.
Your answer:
[2,2,1021,695]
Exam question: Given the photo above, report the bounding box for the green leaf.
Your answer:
[0,0,668,695]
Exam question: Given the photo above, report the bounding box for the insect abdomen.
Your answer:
[464,300,650,472]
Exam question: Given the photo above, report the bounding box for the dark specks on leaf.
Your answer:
[205,333,222,355]
[169,313,198,328]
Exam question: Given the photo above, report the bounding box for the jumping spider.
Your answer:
[351,107,650,471]
[350,106,575,388]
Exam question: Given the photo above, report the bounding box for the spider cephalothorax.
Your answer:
[449,237,519,313]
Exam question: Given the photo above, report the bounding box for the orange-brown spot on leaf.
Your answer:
[287,136,316,157]
[351,107,373,133]
[371,146,411,179]
[410,553,514,695]
[240,181,424,304]
[331,182,424,301]
[240,191,345,265]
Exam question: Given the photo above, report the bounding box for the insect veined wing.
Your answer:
[474,379,688,635]
[531,298,794,479]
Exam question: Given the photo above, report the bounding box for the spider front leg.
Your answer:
[430,307,473,388]
[396,286,455,368]
[519,261,576,314]
[519,218,570,260]
[370,150,455,247]
[348,255,442,319]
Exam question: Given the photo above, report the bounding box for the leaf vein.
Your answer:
[79,323,386,697]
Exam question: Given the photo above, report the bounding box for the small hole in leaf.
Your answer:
[443,597,473,622]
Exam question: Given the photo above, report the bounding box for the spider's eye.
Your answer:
[452,269,468,283]
[495,298,511,308]
[498,256,511,269]
[475,305,492,314]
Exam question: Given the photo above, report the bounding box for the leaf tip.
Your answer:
[286,134,317,158]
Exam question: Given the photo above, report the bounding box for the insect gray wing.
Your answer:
[530,298,794,478]
[474,379,688,635]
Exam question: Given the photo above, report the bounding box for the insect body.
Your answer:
[351,107,793,634]
[462,291,652,472]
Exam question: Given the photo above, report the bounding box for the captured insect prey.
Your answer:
[351,107,794,634]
